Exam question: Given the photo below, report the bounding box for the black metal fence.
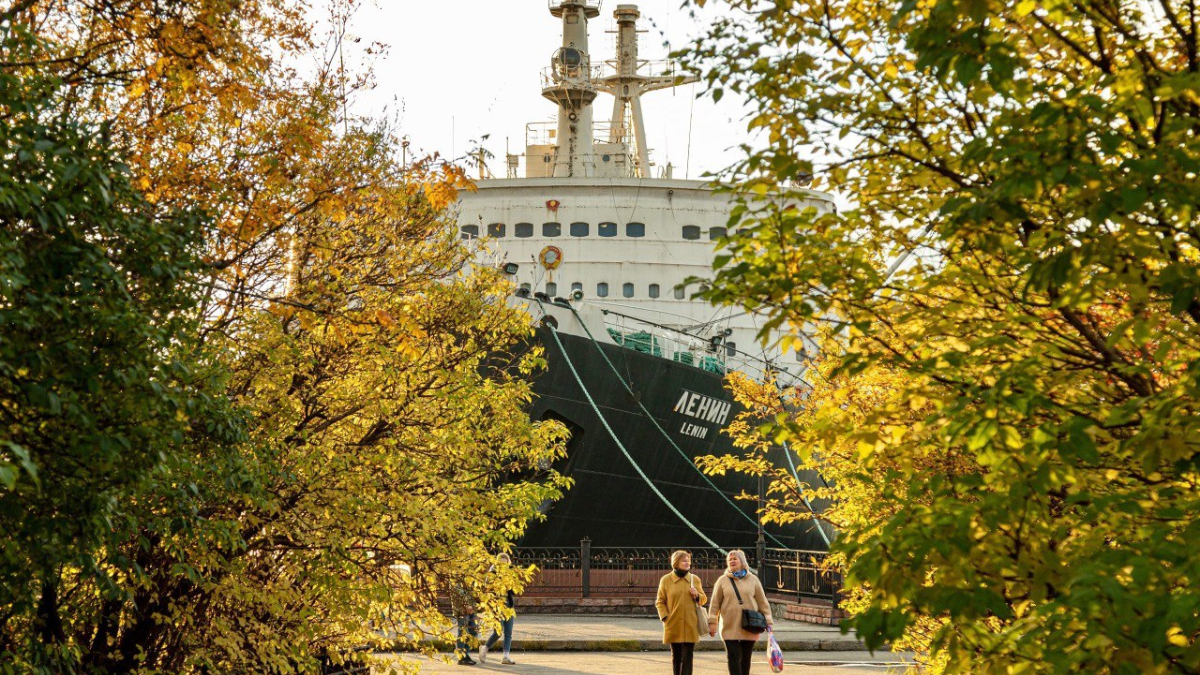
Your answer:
[512,540,842,607]
[759,547,842,605]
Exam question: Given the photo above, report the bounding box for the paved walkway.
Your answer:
[379,651,916,674]
[459,615,868,652]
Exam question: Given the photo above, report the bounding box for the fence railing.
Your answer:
[512,540,842,607]
[759,548,842,605]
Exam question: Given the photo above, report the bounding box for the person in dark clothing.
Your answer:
[450,581,479,666]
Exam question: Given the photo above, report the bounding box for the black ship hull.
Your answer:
[521,326,830,551]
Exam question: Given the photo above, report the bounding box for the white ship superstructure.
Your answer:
[457,0,832,387]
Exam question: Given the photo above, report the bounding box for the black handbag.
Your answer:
[729,576,768,634]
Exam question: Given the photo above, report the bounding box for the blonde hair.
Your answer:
[670,550,691,569]
[496,553,512,564]
[725,549,753,576]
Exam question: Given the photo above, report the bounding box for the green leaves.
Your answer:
[0,24,214,672]
[1,8,570,674]
[684,0,1200,673]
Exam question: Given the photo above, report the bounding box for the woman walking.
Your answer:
[656,550,708,675]
[479,553,517,665]
[707,550,773,675]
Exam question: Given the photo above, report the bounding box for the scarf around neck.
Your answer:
[673,568,688,578]
[731,569,748,579]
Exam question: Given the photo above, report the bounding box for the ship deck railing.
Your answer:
[600,309,810,390]
[594,58,692,84]
[511,544,842,607]
[494,121,659,179]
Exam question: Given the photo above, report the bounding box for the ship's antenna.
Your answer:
[596,4,698,178]
[685,82,695,179]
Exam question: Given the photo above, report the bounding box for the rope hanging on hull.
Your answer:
[780,440,833,548]
[540,317,727,551]
[555,301,791,549]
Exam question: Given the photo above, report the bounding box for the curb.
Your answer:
[509,639,868,652]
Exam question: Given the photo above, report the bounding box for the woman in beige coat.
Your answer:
[656,550,708,675]
[706,550,773,675]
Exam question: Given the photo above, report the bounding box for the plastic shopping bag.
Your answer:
[767,627,785,672]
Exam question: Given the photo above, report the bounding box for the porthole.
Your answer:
[488,223,506,238]
[598,222,617,237]
[543,222,561,237]
[515,222,534,238]
[682,225,701,240]
[708,226,727,240]
[571,282,583,292]
[546,282,558,296]
[626,222,645,238]
[597,282,609,298]
[648,284,660,298]
[461,224,479,240]
[673,285,686,300]
[570,222,589,237]
[622,283,635,298]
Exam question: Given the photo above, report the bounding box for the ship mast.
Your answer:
[596,4,698,178]
[544,0,602,178]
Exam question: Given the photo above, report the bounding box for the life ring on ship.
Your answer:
[539,245,564,270]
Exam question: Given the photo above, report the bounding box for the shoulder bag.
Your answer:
[728,575,768,634]
[690,574,709,631]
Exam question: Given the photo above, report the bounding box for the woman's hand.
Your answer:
[689,587,699,600]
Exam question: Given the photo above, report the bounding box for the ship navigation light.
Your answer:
[502,262,520,275]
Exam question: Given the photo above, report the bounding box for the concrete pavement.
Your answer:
[377,651,916,674]
[419,615,870,652]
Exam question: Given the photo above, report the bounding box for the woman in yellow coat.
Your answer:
[656,550,709,675]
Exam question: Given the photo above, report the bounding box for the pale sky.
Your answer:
[337,0,752,180]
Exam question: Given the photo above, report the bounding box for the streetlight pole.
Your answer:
[756,472,766,570]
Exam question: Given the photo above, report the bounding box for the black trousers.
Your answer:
[723,639,755,675]
[670,642,695,675]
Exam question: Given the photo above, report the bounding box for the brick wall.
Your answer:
[769,599,846,626]
[518,597,658,615]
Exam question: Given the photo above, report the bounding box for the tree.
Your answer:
[708,350,975,673]
[0,24,219,670]
[682,1,1200,673]
[2,1,569,672]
